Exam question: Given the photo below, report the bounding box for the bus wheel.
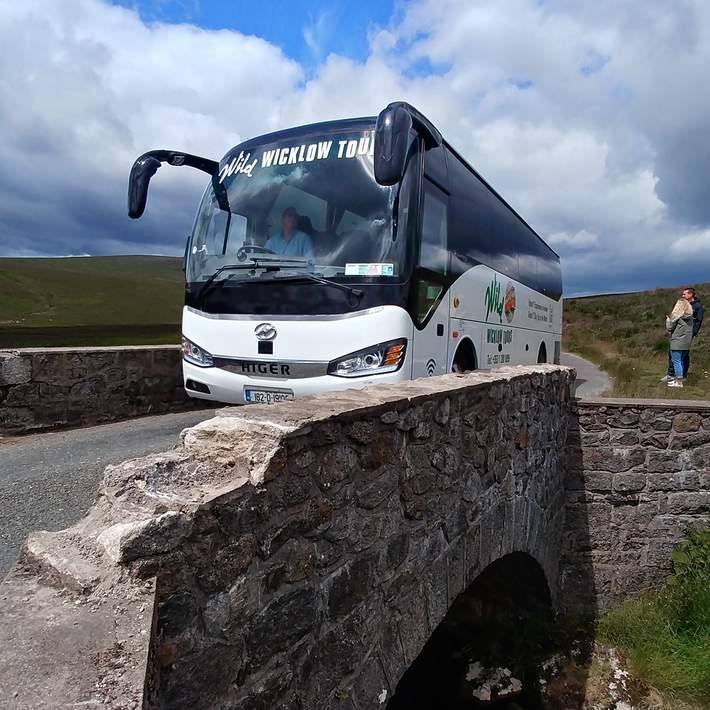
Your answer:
[537,343,547,364]
[452,340,477,374]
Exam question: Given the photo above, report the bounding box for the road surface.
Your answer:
[0,408,215,577]
[561,351,612,398]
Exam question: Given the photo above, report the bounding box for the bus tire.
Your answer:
[452,340,478,374]
[537,342,547,364]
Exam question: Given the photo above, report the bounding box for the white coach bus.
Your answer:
[128,102,562,405]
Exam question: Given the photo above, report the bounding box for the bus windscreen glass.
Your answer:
[188,130,409,284]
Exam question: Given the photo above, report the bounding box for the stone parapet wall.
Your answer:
[0,345,202,434]
[0,366,574,709]
[562,397,710,612]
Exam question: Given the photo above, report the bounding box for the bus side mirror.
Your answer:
[127,150,219,219]
[128,156,161,219]
[374,104,413,186]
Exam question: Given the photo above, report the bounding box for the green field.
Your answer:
[0,256,183,347]
[564,284,709,399]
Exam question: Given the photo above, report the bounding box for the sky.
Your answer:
[1,0,709,295]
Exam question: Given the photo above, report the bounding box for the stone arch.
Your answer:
[386,552,553,709]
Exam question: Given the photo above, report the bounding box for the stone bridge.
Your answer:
[1,366,708,709]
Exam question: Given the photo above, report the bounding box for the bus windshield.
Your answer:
[188,129,410,284]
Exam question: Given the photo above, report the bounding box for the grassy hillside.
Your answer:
[0,256,184,347]
[564,283,709,399]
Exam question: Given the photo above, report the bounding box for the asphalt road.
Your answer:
[561,351,612,398]
[0,409,215,577]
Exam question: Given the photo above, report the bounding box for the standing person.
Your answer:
[666,298,694,388]
[662,287,704,381]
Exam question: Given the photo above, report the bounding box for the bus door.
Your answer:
[412,179,450,379]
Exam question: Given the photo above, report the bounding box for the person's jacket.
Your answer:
[667,312,693,350]
[692,298,704,337]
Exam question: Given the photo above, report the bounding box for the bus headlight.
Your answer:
[182,336,213,367]
[328,339,407,378]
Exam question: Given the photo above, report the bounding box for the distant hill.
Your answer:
[1,257,707,400]
[0,256,184,347]
[564,283,709,399]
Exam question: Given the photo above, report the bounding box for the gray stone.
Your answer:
[664,492,710,515]
[639,410,673,432]
[583,471,614,492]
[673,412,702,433]
[580,429,610,446]
[669,430,710,449]
[582,446,646,473]
[646,450,683,473]
[0,353,31,386]
[97,511,193,562]
[609,429,640,446]
[327,555,375,619]
[641,431,670,449]
[691,444,710,469]
[607,411,640,428]
[247,587,317,666]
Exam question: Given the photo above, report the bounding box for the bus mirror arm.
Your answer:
[374,101,443,186]
[127,150,219,219]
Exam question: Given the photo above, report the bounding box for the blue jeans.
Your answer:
[670,350,686,378]
[667,349,690,378]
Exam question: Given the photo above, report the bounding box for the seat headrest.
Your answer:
[297,215,314,234]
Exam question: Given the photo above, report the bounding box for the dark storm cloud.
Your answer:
[654,128,710,228]
[0,142,202,257]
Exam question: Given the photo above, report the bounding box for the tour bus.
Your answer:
[128,102,562,405]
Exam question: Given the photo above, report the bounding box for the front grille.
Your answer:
[213,357,327,379]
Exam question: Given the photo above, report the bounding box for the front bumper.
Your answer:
[182,360,409,404]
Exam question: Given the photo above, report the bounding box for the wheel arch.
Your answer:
[451,337,478,372]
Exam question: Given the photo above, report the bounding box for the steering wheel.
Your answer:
[236,244,277,262]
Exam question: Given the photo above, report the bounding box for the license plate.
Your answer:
[244,388,294,405]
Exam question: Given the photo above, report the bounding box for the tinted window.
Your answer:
[416,180,449,324]
[424,145,448,191]
[447,154,493,273]
[445,147,561,300]
[420,182,448,274]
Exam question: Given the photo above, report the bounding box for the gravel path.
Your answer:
[0,409,215,578]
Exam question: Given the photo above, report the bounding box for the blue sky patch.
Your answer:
[111,0,396,64]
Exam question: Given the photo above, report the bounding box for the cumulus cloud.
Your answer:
[0,0,709,295]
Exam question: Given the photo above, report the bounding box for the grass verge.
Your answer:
[598,526,710,707]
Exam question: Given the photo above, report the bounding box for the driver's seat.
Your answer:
[297,215,315,236]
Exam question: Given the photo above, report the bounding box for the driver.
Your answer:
[265,206,314,260]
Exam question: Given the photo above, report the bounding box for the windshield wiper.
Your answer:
[197,264,256,307]
[270,272,364,302]
[198,260,306,307]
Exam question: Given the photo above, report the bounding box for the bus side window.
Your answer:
[417,180,448,324]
